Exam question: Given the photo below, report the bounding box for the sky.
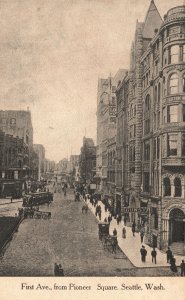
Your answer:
[0,0,183,162]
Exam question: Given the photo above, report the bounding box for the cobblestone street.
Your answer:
[0,189,174,276]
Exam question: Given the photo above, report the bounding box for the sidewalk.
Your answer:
[85,198,185,268]
[0,198,22,206]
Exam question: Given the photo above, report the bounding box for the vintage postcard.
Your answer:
[0,0,184,299]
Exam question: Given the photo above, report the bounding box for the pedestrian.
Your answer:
[140,245,147,262]
[113,228,117,236]
[122,227,126,238]
[166,247,172,263]
[98,209,102,221]
[170,256,178,274]
[132,221,136,237]
[140,231,144,243]
[116,214,120,225]
[58,264,64,276]
[180,260,185,276]
[105,204,108,212]
[123,215,127,226]
[151,248,157,264]
[108,215,112,224]
[54,263,59,276]
[11,196,13,203]
[104,217,108,222]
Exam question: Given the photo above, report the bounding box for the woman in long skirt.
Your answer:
[122,227,126,238]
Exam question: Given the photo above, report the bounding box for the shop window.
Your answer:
[167,105,178,123]
[174,177,181,197]
[169,73,178,94]
[167,134,178,156]
[170,45,179,64]
[163,177,171,196]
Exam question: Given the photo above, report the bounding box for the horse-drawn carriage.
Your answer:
[98,222,118,253]
[98,222,109,240]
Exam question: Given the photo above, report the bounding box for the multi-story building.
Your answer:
[96,69,127,197]
[140,4,185,253]
[112,1,185,253]
[79,137,96,185]
[0,109,33,147]
[115,72,129,216]
[33,144,45,180]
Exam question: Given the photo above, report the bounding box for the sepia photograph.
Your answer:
[0,0,185,288]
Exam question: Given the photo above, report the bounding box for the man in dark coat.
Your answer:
[166,247,172,263]
[180,260,185,276]
[132,221,136,236]
[151,248,157,264]
[140,245,147,262]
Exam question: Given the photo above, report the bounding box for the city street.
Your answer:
[0,188,174,276]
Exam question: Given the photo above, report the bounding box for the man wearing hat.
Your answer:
[140,245,147,262]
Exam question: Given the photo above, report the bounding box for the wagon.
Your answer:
[98,222,109,240]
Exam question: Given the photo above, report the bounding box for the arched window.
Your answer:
[163,177,171,196]
[174,177,181,197]
[169,73,178,94]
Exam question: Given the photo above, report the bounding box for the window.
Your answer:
[144,119,150,134]
[167,105,178,123]
[153,139,156,159]
[163,107,166,123]
[144,140,150,161]
[157,111,160,128]
[154,86,157,106]
[183,74,185,93]
[182,134,185,156]
[157,137,160,159]
[163,177,171,196]
[183,45,185,62]
[143,172,150,192]
[167,134,178,156]
[170,45,179,63]
[145,95,150,112]
[169,73,178,94]
[174,177,181,197]
[130,124,136,138]
[158,83,161,103]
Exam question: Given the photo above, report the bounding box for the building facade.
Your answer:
[79,137,96,185]
[97,1,185,253]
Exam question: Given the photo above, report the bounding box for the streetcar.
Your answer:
[22,191,53,207]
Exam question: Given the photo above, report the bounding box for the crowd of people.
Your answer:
[51,184,185,277]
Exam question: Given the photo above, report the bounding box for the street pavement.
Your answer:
[0,188,176,276]
[0,188,134,276]
[84,197,184,268]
